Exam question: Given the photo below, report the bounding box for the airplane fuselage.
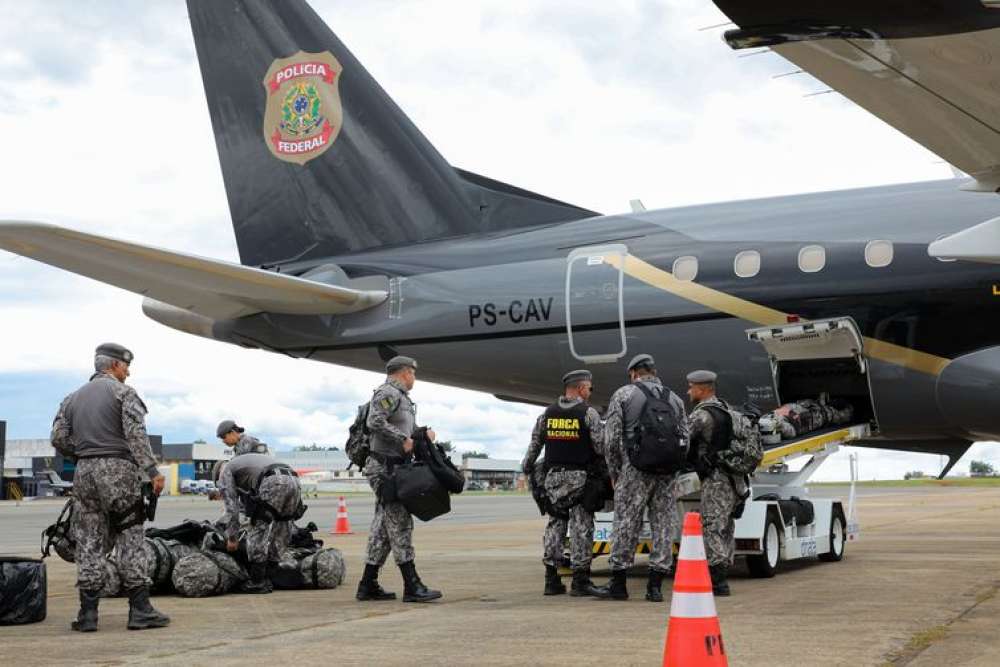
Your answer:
[209,179,1000,455]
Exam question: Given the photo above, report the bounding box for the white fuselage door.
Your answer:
[565,244,628,364]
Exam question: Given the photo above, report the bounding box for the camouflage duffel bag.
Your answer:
[97,560,122,598]
[143,537,198,592]
[270,547,346,590]
[171,551,247,598]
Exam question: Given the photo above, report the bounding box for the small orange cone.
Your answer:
[663,512,728,667]
[330,495,353,535]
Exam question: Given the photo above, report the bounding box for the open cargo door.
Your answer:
[747,317,877,429]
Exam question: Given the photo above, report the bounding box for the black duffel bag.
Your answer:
[394,461,451,521]
[0,557,47,625]
[412,427,465,494]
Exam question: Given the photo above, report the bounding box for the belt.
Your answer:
[77,452,136,464]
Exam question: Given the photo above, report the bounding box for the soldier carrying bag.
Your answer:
[626,383,688,474]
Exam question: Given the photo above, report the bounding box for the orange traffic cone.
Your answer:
[663,512,728,667]
[330,495,353,535]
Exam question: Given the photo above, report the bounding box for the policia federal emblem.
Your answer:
[262,50,343,165]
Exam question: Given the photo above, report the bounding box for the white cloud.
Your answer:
[0,1,979,478]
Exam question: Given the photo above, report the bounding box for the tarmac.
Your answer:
[1,485,999,666]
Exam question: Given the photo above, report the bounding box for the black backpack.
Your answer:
[625,383,688,474]
[345,402,372,469]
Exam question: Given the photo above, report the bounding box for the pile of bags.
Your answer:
[758,396,854,445]
[41,504,346,598]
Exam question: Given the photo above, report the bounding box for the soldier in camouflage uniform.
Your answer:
[217,419,269,456]
[686,369,738,597]
[356,355,442,603]
[522,369,604,597]
[51,343,170,632]
[219,452,303,594]
[593,354,687,603]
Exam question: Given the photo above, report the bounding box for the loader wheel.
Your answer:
[819,508,846,562]
[746,513,781,578]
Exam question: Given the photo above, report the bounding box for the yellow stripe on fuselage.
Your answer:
[604,254,951,376]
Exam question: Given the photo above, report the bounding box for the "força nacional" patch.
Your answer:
[262,50,343,165]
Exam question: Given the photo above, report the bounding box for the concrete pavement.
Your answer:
[1,486,999,665]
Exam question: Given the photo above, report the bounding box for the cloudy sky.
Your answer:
[0,0,993,480]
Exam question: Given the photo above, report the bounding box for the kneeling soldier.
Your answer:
[522,370,604,597]
[219,453,304,593]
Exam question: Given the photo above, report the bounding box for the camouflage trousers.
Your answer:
[542,469,593,570]
[72,458,149,592]
[245,474,300,564]
[609,460,678,574]
[701,469,738,567]
[543,505,594,570]
[364,459,414,567]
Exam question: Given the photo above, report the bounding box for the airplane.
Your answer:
[2,0,1000,477]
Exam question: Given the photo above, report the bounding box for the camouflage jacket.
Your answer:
[233,433,269,456]
[366,377,416,457]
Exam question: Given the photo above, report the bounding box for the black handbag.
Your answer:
[0,557,47,625]
[394,461,451,521]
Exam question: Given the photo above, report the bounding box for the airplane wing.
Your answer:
[0,222,386,319]
[713,1,1000,191]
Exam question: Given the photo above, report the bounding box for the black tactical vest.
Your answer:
[541,402,595,468]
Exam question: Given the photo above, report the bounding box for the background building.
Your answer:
[461,458,523,490]
[1,435,162,498]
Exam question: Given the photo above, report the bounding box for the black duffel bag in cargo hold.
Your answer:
[394,461,451,521]
[0,557,47,625]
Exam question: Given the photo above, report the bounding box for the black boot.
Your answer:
[71,589,100,632]
[710,564,731,597]
[645,570,665,602]
[356,563,397,601]
[592,569,629,600]
[569,567,600,597]
[126,587,170,630]
[240,562,274,594]
[544,565,567,596]
[399,561,442,603]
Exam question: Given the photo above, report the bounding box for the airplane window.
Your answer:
[734,250,760,278]
[673,255,698,281]
[865,240,894,268]
[798,245,826,273]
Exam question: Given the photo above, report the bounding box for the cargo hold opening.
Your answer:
[748,317,878,433]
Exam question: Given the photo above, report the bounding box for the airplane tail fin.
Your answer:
[186,0,597,267]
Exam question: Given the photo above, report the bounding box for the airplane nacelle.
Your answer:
[142,298,217,340]
[936,346,1000,441]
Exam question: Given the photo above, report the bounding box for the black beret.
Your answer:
[686,370,718,384]
[562,369,593,385]
[626,353,655,373]
[95,342,133,364]
[386,355,418,373]
[216,420,244,438]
